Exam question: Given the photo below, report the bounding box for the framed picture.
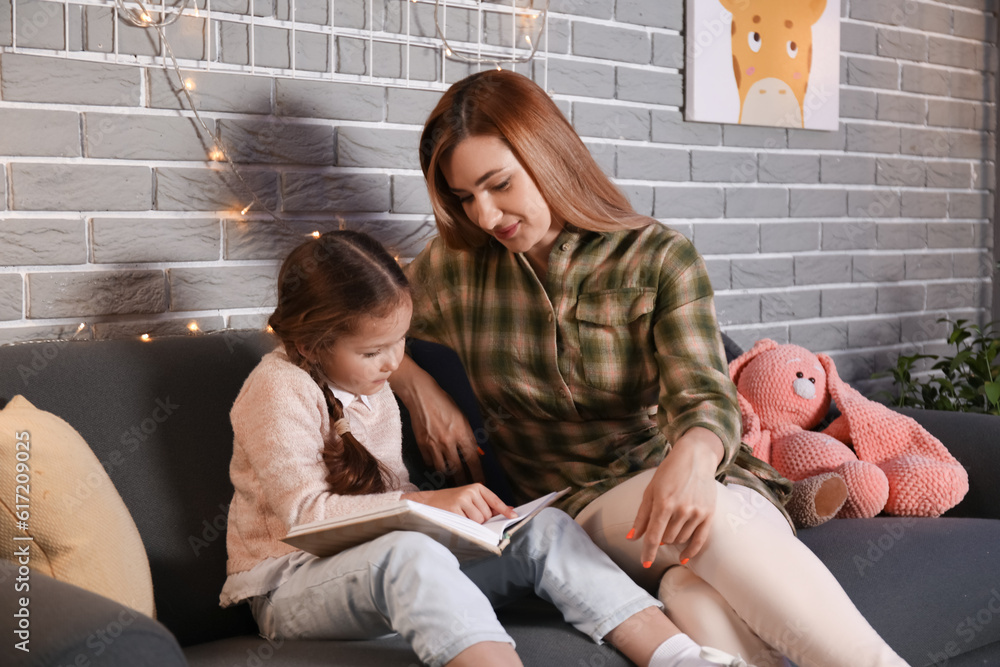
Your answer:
[685,0,841,130]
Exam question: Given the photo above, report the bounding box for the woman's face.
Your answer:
[441,135,561,256]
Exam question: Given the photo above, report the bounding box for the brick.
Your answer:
[228,313,269,330]
[848,318,901,348]
[848,1,909,26]
[849,191,898,220]
[928,221,975,248]
[573,102,650,141]
[911,2,954,35]
[277,79,383,121]
[950,192,993,220]
[901,127,951,158]
[726,187,788,218]
[822,222,876,250]
[652,110,720,146]
[950,132,993,160]
[0,164,5,211]
[952,251,992,278]
[714,293,761,325]
[787,125,846,150]
[726,326,791,351]
[282,172,391,212]
[876,29,927,61]
[547,58,615,98]
[0,0,11,46]
[543,17,572,54]
[905,253,952,280]
[332,0,364,28]
[573,22,650,64]
[11,164,151,211]
[761,290,820,321]
[875,93,926,125]
[732,257,794,288]
[294,29,330,71]
[900,64,950,96]
[927,282,978,309]
[722,125,787,149]
[899,312,951,346]
[85,113,214,161]
[973,162,995,190]
[0,219,85,265]
[853,255,905,282]
[823,286,877,317]
[254,26,289,69]
[619,184,653,216]
[156,167,278,212]
[790,321,849,350]
[616,0,682,29]
[760,222,820,252]
[846,57,898,90]
[840,89,878,119]
[845,124,900,157]
[28,270,166,318]
[149,68,271,114]
[928,36,984,69]
[654,186,724,218]
[118,20,160,58]
[878,222,927,249]
[162,16,206,60]
[15,0,63,49]
[901,191,948,218]
[588,141,617,177]
[759,155,819,184]
[92,218,220,263]
[214,0,249,14]
[387,88,443,126]
[928,100,978,130]
[93,316,226,341]
[392,175,432,215]
[218,21,249,65]
[949,71,992,102]
[548,0,614,19]
[877,284,926,313]
[692,223,758,254]
[841,22,876,55]
[953,10,996,40]
[790,190,847,218]
[824,351,874,382]
[168,266,277,311]
[1,53,140,106]
[692,150,755,183]
[0,274,22,320]
[217,119,334,165]
[617,67,682,106]
[335,36,364,75]
[337,127,421,170]
[703,258,730,289]
[820,156,876,184]
[876,158,926,187]
[285,0,327,24]
[652,33,684,69]
[794,254,852,285]
[617,146,688,181]
[0,109,79,157]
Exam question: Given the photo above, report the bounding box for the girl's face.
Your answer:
[316,297,412,396]
[441,134,562,256]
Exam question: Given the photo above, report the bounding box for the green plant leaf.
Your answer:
[985,381,1000,406]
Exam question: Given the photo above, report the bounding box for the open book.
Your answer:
[283,488,569,561]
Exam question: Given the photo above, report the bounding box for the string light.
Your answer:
[187,321,200,333]
[240,204,252,216]
[183,78,195,91]
[310,231,321,238]
[265,325,274,334]
[433,0,548,67]
[140,333,152,342]
[208,147,224,161]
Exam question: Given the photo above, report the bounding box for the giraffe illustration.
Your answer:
[718,0,828,127]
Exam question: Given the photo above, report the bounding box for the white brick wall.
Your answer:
[0,0,995,386]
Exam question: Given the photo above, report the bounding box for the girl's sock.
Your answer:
[648,634,749,667]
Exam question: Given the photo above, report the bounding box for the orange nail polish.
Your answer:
[642,561,653,569]
[477,447,485,456]
[626,529,635,540]
[680,558,690,566]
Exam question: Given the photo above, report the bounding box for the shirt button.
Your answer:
[560,242,570,251]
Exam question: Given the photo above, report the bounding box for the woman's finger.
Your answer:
[679,518,712,563]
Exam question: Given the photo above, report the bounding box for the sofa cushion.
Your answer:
[0,395,155,618]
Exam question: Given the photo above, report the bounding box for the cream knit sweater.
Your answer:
[225,349,418,576]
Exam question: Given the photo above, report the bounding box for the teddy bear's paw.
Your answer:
[786,472,848,529]
[834,460,889,519]
[881,455,970,517]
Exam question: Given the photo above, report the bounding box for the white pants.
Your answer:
[576,469,909,667]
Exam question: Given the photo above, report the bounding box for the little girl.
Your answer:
[220,230,754,667]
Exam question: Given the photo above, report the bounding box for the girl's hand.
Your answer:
[391,355,485,484]
[402,484,516,524]
[628,427,724,568]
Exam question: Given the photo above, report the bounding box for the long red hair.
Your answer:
[419,69,649,251]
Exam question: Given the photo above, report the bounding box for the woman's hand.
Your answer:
[628,427,724,567]
[402,484,516,524]
[391,354,485,484]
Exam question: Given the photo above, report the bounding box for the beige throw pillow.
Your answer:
[0,395,155,617]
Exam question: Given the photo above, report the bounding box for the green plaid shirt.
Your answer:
[406,223,791,522]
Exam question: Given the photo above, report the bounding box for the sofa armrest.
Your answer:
[0,560,186,666]
[893,407,1000,520]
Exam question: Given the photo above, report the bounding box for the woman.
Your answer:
[389,69,907,667]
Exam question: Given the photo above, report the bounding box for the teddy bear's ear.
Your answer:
[729,338,780,384]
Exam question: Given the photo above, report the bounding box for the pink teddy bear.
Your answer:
[730,339,969,524]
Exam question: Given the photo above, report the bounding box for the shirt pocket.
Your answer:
[575,287,657,394]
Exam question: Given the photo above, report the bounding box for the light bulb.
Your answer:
[209,147,224,161]
[184,78,195,91]
[140,12,152,23]
[140,333,152,342]
[240,204,252,216]
[187,321,200,332]
[310,231,321,238]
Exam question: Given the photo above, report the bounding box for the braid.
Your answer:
[310,368,393,495]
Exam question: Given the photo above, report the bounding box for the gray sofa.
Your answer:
[1,331,998,667]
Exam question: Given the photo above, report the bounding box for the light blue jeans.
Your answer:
[250,508,660,667]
